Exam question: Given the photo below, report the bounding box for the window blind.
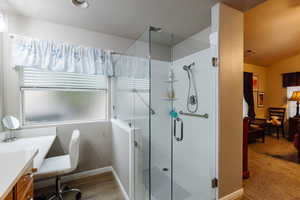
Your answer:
[116,77,149,91]
[128,78,149,91]
[20,68,108,90]
[287,86,300,117]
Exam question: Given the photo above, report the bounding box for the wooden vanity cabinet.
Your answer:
[4,164,35,200]
[15,166,34,200]
[4,191,13,200]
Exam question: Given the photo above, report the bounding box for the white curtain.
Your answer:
[243,97,249,117]
[12,35,113,76]
[113,54,149,79]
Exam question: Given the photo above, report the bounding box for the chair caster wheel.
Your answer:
[75,192,82,200]
[62,185,70,191]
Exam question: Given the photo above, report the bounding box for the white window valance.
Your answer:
[113,55,149,79]
[12,35,113,76]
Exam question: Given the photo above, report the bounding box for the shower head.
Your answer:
[182,62,195,71]
[183,65,191,71]
[149,26,162,32]
[71,0,89,8]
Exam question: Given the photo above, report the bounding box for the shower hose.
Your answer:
[186,69,198,113]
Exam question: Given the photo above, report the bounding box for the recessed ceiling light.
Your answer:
[71,0,89,8]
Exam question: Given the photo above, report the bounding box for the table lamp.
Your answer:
[289,91,300,117]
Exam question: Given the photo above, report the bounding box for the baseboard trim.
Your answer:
[219,189,244,200]
[112,168,130,200]
[35,166,112,188]
[35,166,130,200]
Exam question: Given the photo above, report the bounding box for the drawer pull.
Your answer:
[22,173,33,181]
[25,173,33,178]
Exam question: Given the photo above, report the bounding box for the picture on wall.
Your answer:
[253,75,259,91]
[257,92,264,108]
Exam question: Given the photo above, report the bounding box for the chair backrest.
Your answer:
[69,130,80,171]
[268,107,286,123]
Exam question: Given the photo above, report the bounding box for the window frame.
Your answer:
[19,86,109,128]
[287,86,300,118]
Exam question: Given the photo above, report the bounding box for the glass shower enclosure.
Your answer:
[112,25,218,200]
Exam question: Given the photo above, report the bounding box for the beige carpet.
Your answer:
[244,136,300,200]
[250,135,299,163]
[35,172,124,200]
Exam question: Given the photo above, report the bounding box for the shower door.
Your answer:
[149,29,218,200]
[172,47,218,200]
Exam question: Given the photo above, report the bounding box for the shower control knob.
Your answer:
[189,95,197,105]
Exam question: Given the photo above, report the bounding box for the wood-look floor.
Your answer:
[243,136,300,200]
[36,135,300,200]
[35,172,124,200]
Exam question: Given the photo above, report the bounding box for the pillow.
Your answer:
[271,116,279,120]
[268,116,281,126]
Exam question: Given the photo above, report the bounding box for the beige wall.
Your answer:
[244,63,268,118]
[267,53,300,111]
[217,3,244,198]
[244,53,300,119]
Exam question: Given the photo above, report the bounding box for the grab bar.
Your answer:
[179,111,209,119]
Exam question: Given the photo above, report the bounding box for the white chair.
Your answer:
[35,130,81,200]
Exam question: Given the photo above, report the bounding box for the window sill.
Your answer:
[21,119,109,129]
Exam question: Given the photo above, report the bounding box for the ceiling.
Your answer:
[245,0,300,66]
[1,0,264,41]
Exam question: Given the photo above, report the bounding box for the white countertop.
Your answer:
[0,150,37,200]
[0,129,56,200]
[0,135,56,169]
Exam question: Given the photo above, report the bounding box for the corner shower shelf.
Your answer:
[163,79,178,83]
[162,97,178,101]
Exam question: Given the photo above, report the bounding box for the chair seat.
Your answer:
[266,119,282,126]
[250,124,261,129]
[34,155,72,180]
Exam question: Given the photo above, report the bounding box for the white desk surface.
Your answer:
[0,150,37,200]
[0,135,56,200]
[0,135,56,169]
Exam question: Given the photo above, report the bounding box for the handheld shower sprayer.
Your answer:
[183,62,198,113]
[183,64,192,71]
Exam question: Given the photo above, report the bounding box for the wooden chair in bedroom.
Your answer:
[266,107,286,139]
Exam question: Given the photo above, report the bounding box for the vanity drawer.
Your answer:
[16,169,33,194]
[16,181,33,200]
[4,190,13,200]
[16,167,34,200]
[22,183,33,200]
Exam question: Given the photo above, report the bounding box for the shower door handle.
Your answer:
[174,118,184,142]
